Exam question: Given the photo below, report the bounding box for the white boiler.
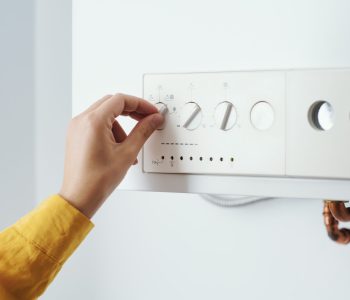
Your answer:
[72,0,350,200]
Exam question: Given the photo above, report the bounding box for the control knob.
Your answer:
[214,101,237,131]
[155,102,168,130]
[180,102,202,130]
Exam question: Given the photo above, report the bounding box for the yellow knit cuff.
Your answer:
[14,194,94,265]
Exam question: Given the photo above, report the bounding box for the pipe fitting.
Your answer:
[323,201,350,245]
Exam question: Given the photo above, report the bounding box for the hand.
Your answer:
[59,93,164,218]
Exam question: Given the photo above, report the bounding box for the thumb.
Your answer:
[123,113,164,159]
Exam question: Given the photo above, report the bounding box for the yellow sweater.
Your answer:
[0,195,94,299]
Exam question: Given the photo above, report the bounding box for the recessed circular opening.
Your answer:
[308,101,334,131]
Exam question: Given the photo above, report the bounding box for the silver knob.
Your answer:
[181,102,202,130]
[214,101,237,131]
[155,102,168,130]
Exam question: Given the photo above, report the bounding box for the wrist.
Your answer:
[58,189,103,219]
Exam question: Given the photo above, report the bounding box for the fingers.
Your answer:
[112,121,127,143]
[122,113,164,160]
[97,93,158,123]
[113,121,138,165]
[85,93,163,165]
[83,94,113,114]
[124,112,147,121]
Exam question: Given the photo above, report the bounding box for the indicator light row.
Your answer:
[161,155,234,162]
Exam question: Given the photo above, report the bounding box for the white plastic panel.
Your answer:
[143,71,285,175]
[143,69,350,179]
[286,69,350,178]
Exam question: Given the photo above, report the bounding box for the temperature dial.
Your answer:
[155,102,168,130]
[181,102,202,130]
[214,101,237,131]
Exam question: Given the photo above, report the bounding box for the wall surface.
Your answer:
[1,1,349,300]
[46,193,350,300]
[0,0,35,227]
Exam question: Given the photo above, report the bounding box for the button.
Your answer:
[250,101,275,130]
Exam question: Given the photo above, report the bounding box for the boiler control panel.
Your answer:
[143,69,350,179]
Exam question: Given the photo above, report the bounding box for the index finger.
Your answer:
[96,93,158,122]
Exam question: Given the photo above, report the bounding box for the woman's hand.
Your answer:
[59,93,164,218]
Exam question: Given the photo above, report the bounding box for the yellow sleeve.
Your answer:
[0,195,94,300]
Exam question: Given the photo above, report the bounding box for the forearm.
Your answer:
[0,195,93,299]
[0,93,162,299]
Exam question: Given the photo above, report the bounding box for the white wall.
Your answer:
[46,193,350,300]
[1,1,349,300]
[0,0,35,227]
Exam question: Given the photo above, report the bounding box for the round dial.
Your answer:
[250,101,275,130]
[155,102,168,130]
[214,101,237,131]
[180,102,202,130]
